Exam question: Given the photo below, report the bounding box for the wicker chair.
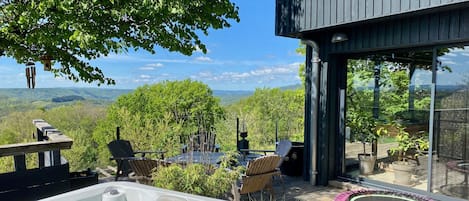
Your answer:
[128,159,170,185]
[233,155,283,201]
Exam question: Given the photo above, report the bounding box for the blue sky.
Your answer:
[0,1,302,91]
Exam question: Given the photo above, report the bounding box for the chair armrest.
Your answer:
[134,150,166,159]
[110,156,144,161]
[240,149,275,155]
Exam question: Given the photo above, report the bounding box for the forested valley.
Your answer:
[0,80,304,173]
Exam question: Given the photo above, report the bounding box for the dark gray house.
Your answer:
[276,1,469,200]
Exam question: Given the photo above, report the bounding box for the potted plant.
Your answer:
[350,115,385,175]
[389,123,429,186]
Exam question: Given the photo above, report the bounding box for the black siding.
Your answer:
[311,7,469,55]
[276,0,469,36]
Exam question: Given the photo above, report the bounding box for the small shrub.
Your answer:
[152,154,242,198]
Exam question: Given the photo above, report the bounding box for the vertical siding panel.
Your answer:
[449,10,460,39]
[383,0,391,15]
[325,0,331,25]
[331,0,337,25]
[391,0,400,14]
[419,15,430,43]
[366,0,374,18]
[420,0,431,8]
[362,26,370,48]
[392,21,402,45]
[374,0,383,17]
[311,0,318,29]
[355,29,362,50]
[369,24,378,48]
[352,0,359,21]
[410,17,420,43]
[401,0,410,11]
[358,0,366,19]
[337,0,344,23]
[385,22,393,46]
[441,0,450,3]
[296,0,304,31]
[305,0,311,30]
[318,0,324,27]
[439,12,450,40]
[401,18,410,44]
[377,23,385,47]
[429,13,440,41]
[431,0,442,6]
[344,0,352,23]
[461,7,469,38]
[410,0,420,10]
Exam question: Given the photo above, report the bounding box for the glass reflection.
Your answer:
[434,46,469,199]
[345,50,432,191]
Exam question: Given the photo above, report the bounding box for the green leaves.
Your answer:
[0,0,239,85]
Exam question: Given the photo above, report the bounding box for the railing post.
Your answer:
[37,127,45,168]
[52,150,61,166]
[14,154,26,172]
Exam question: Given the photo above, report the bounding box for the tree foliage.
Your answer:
[93,79,225,165]
[0,0,239,85]
[220,88,304,150]
[0,102,106,172]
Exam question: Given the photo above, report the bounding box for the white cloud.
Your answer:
[190,62,301,83]
[139,74,151,79]
[195,56,212,62]
[139,63,164,70]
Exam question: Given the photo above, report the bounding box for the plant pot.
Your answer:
[392,161,416,186]
[358,153,376,175]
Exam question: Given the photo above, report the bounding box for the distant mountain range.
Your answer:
[0,84,303,106]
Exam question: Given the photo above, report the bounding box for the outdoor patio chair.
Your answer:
[107,139,166,181]
[128,158,171,185]
[232,155,283,201]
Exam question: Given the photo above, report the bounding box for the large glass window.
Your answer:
[345,50,432,191]
[434,46,469,200]
[343,46,469,199]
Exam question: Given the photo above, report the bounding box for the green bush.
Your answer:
[152,153,242,198]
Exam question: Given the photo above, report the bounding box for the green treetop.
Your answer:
[0,0,239,85]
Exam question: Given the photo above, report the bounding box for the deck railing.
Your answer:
[0,119,74,200]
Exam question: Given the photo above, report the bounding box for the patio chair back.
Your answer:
[107,139,136,179]
[240,155,282,195]
[275,140,292,167]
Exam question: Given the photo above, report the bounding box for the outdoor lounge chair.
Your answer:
[128,158,171,185]
[107,139,165,181]
[232,155,283,201]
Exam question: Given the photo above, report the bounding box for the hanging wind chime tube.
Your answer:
[25,61,36,89]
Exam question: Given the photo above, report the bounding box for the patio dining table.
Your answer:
[166,151,225,165]
[165,151,262,166]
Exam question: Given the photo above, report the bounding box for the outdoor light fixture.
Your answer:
[331,32,348,43]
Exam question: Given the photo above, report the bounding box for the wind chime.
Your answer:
[25,56,53,89]
[25,61,36,89]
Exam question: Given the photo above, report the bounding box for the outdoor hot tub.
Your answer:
[335,190,433,201]
[40,182,223,201]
